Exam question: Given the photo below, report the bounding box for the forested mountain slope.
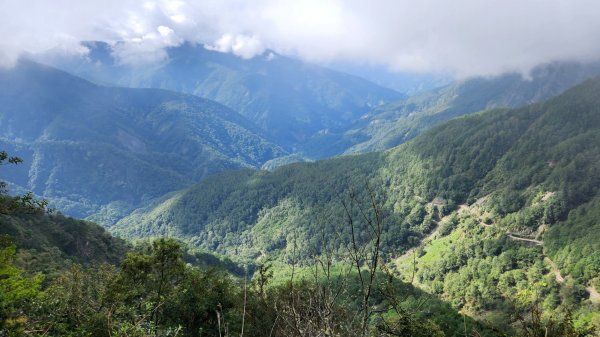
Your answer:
[392,76,600,325]
[311,61,600,156]
[116,75,600,259]
[0,156,493,337]
[114,76,600,329]
[0,60,286,221]
[40,41,404,150]
[0,207,128,278]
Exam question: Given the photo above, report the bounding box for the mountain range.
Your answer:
[111,76,600,327]
[38,43,600,161]
[112,75,600,258]
[0,60,285,220]
[1,45,598,335]
[39,41,404,151]
[313,61,600,156]
[3,54,600,224]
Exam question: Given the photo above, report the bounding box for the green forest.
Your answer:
[111,77,600,334]
[2,77,600,335]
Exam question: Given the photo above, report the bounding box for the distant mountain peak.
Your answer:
[35,40,404,152]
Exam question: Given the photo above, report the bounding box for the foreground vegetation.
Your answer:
[3,232,593,337]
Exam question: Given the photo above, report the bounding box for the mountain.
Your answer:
[114,75,600,257]
[113,77,600,329]
[41,45,600,159]
[39,41,404,151]
[307,61,600,156]
[0,60,286,221]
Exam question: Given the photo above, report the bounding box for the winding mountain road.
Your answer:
[395,203,600,303]
[506,233,543,245]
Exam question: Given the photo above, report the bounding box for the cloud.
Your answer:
[0,0,190,67]
[111,25,182,65]
[2,0,600,76]
[206,34,265,59]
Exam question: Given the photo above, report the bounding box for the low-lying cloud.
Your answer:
[2,0,600,77]
[206,34,264,60]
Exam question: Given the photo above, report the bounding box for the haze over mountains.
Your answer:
[39,41,404,151]
[0,60,286,219]
[2,21,600,336]
[36,42,600,160]
[3,47,600,225]
[316,61,600,156]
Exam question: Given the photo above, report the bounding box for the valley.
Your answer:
[1,19,599,336]
[107,76,600,333]
[40,41,404,152]
[0,60,286,221]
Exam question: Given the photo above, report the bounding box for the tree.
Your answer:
[0,151,22,195]
[31,263,117,337]
[0,235,43,336]
[0,150,47,215]
[341,184,384,337]
[107,238,186,336]
[516,305,594,337]
[166,268,238,337]
[268,184,445,337]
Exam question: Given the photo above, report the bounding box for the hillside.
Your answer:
[0,157,495,337]
[114,76,600,330]
[310,61,600,156]
[0,60,286,221]
[115,75,600,259]
[0,229,498,337]
[0,210,128,279]
[40,41,404,150]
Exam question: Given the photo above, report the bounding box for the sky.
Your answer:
[2,0,600,77]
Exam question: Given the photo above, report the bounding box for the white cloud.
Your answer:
[206,34,265,59]
[111,25,182,65]
[205,34,235,54]
[2,0,600,76]
[170,14,187,24]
